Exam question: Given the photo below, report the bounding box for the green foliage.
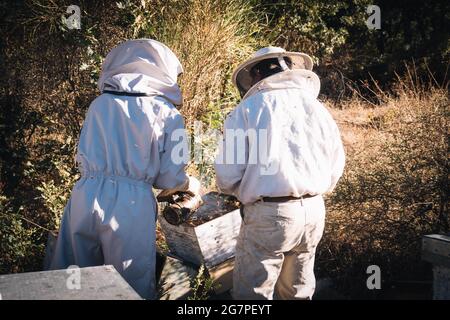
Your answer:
[36,160,79,231]
[258,0,449,97]
[266,0,371,59]
[368,1,450,83]
[188,265,215,300]
[0,196,45,274]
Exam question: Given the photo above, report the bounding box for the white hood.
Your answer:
[98,39,183,105]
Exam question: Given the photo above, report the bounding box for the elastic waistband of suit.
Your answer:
[81,171,153,189]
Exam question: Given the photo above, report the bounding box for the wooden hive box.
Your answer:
[422,234,450,300]
[159,208,242,269]
[0,265,142,300]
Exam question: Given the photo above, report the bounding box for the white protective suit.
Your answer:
[50,39,189,299]
[215,68,345,299]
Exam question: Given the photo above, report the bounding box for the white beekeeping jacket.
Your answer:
[50,40,189,300]
[76,39,189,190]
[215,69,345,205]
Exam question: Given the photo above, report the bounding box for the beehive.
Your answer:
[159,192,242,269]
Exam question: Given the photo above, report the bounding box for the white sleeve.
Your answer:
[327,118,346,193]
[153,111,189,190]
[214,108,247,196]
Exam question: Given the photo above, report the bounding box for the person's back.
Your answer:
[77,94,187,188]
[50,39,192,299]
[216,70,344,205]
[215,47,345,300]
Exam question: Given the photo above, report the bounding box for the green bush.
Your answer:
[0,196,45,273]
[258,0,449,98]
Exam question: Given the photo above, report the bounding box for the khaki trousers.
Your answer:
[233,196,326,300]
[50,175,157,299]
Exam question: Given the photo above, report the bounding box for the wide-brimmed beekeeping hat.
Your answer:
[232,46,314,96]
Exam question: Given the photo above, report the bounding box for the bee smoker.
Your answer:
[157,192,203,225]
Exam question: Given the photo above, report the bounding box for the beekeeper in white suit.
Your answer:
[49,39,199,299]
[215,47,345,300]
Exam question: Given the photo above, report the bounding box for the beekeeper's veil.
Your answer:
[98,39,184,105]
[232,46,318,99]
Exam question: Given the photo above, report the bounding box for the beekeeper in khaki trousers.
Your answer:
[49,39,199,299]
[215,47,345,300]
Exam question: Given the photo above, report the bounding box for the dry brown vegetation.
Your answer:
[317,73,449,296]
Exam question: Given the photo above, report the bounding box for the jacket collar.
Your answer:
[243,69,321,100]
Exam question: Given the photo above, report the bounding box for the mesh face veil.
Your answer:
[236,56,293,97]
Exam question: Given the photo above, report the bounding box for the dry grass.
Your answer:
[146,0,266,126]
[317,72,449,295]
